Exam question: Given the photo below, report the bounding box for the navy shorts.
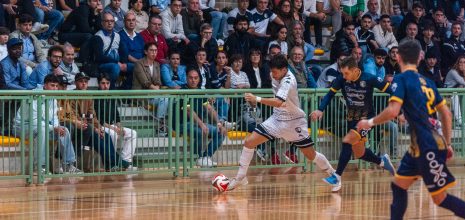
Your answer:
[396,149,456,195]
[347,120,370,141]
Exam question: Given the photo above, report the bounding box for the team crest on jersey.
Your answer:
[377,77,383,82]
[391,83,397,92]
[419,77,427,86]
[360,81,366,88]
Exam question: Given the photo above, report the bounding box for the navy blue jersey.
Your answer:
[318,71,391,121]
[389,70,447,155]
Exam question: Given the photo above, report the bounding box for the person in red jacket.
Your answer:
[140,15,168,64]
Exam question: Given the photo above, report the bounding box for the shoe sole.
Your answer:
[227,179,248,191]
[322,178,341,192]
[382,155,396,176]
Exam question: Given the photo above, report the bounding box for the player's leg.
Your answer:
[434,191,465,218]
[296,140,335,175]
[391,177,416,220]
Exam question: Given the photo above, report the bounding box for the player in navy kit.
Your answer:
[358,39,465,219]
[310,56,396,192]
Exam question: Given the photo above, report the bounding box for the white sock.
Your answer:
[236,147,255,179]
[313,152,335,175]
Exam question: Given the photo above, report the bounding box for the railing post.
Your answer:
[308,89,317,173]
[461,94,465,157]
[182,95,189,177]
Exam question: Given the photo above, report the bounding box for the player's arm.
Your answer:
[310,77,342,121]
[245,93,284,108]
[357,99,402,129]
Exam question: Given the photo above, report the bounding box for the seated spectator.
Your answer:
[445,55,465,88]
[181,0,211,42]
[251,0,284,47]
[227,0,254,35]
[119,12,145,89]
[1,0,49,35]
[288,46,316,88]
[58,0,102,52]
[192,48,220,89]
[287,21,315,62]
[364,0,380,24]
[351,47,363,65]
[128,0,149,33]
[0,38,34,90]
[419,50,443,88]
[160,0,190,50]
[340,0,364,22]
[229,54,249,89]
[210,51,231,90]
[33,0,65,42]
[397,2,429,40]
[303,0,327,49]
[174,69,226,167]
[330,21,357,62]
[419,23,440,57]
[59,43,80,90]
[243,48,271,89]
[0,27,9,61]
[94,73,138,171]
[199,0,227,39]
[140,15,169,64]
[363,48,387,79]
[161,50,187,89]
[441,22,465,75]
[14,74,82,174]
[29,45,64,88]
[10,14,46,70]
[432,8,451,43]
[291,0,304,23]
[355,14,378,58]
[57,0,80,13]
[94,12,128,89]
[315,0,342,38]
[268,25,288,56]
[183,23,218,66]
[390,1,403,30]
[272,0,298,31]
[224,15,258,60]
[103,0,126,33]
[399,22,420,44]
[383,46,400,81]
[133,42,169,133]
[373,15,398,50]
[317,51,348,88]
[148,0,169,15]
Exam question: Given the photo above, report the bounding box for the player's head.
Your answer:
[339,56,361,81]
[397,39,422,66]
[269,54,288,80]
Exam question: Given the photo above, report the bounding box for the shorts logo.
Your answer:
[360,129,369,137]
[295,127,304,138]
[426,152,447,187]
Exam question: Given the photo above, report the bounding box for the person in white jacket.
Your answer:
[372,14,398,50]
[160,0,190,46]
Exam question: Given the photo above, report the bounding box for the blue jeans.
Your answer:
[209,10,227,39]
[150,98,169,119]
[119,62,134,90]
[34,7,64,40]
[187,34,200,42]
[215,97,229,122]
[98,63,121,89]
[185,122,224,157]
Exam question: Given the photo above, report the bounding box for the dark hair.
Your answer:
[373,48,388,57]
[19,14,34,24]
[389,46,398,51]
[97,72,112,83]
[434,7,445,14]
[149,14,162,22]
[362,14,372,20]
[268,44,281,52]
[343,21,355,28]
[338,51,350,58]
[47,45,64,57]
[186,67,199,76]
[339,56,358,69]
[196,48,207,54]
[229,54,243,65]
[380,14,390,20]
[44,74,60,84]
[412,2,424,9]
[0,27,10,36]
[169,49,181,58]
[144,42,157,51]
[234,15,249,26]
[249,48,262,66]
[272,25,287,40]
[269,54,288,69]
[397,39,421,65]
[129,0,143,7]
[452,21,462,28]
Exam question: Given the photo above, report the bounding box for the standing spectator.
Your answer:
[149,0,169,15]
[288,46,316,88]
[160,0,190,50]
[227,0,254,35]
[330,21,357,62]
[161,50,187,89]
[383,46,400,80]
[303,0,327,49]
[33,0,65,42]
[229,54,249,89]
[119,12,145,90]
[251,0,284,48]
[364,0,380,23]
[29,45,64,88]
[140,15,169,64]
[419,50,443,88]
[373,14,398,50]
[0,38,34,90]
[224,16,258,61]
[315,0,342,38]
[268,25,288,56]
[59,43,80,89]
[128,0,148,33]
[363,48,387,79]
[14,74,82,174]
[10,14,46,70]
[442,22,465,75]
[94,12,128,89]
[183,23,218,67]
[181,0,211,41]
[95,73,138,171]
[355,14,378,58]
[0,27,9,61]
[103,0,126,33]
[58,0,102,51]
[243,48,271,89]
[199,0,227,39]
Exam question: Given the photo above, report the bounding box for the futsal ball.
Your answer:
[212,174,230,192]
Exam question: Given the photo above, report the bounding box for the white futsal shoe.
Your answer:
[227,177,248,191]
[323,172,342,192]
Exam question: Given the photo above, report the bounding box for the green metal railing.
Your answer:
[0,88,463,184]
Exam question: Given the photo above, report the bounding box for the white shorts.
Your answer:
[255,115,314,148]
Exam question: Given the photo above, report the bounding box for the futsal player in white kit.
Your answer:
[227,55,338,191]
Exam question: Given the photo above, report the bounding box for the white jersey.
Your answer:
[272,71,306,120]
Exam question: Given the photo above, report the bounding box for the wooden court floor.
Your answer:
[0,166,464,219]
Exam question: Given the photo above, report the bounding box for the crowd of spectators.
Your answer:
[1,0,465,169]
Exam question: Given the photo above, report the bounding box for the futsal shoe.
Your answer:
[323,173,341,192]
[226,177,248,191]
[380,154,396,176]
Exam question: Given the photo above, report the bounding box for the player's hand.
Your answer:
[356,119,372,130]
[309,110,323,121]
[244,93,257,104]
[447,145,454,161]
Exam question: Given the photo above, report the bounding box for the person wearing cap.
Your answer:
[363,48,388,80]
[0,38,34,90]
[419,49,443,88]
[29,45,65,89]
[13,74,83,174]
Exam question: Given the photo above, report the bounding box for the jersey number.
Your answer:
[421,86,436,114]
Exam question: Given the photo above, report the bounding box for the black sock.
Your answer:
[336,143,352,176]
[439,194,465,217]
[391,182,408,220]
[360,148,381,165]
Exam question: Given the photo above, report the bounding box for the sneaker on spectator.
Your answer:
[283,150,298,164]
[196,156,216,168]
[64,164,83,174]
[40,166,51,175]
[271,153,281,165]
[256,148,268,162]
[39,39,51,48]
[124,165,138,171]
[109,166,120,172]
[31,22,49,35]
[223,121,236,130]
[54,164,64,174]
